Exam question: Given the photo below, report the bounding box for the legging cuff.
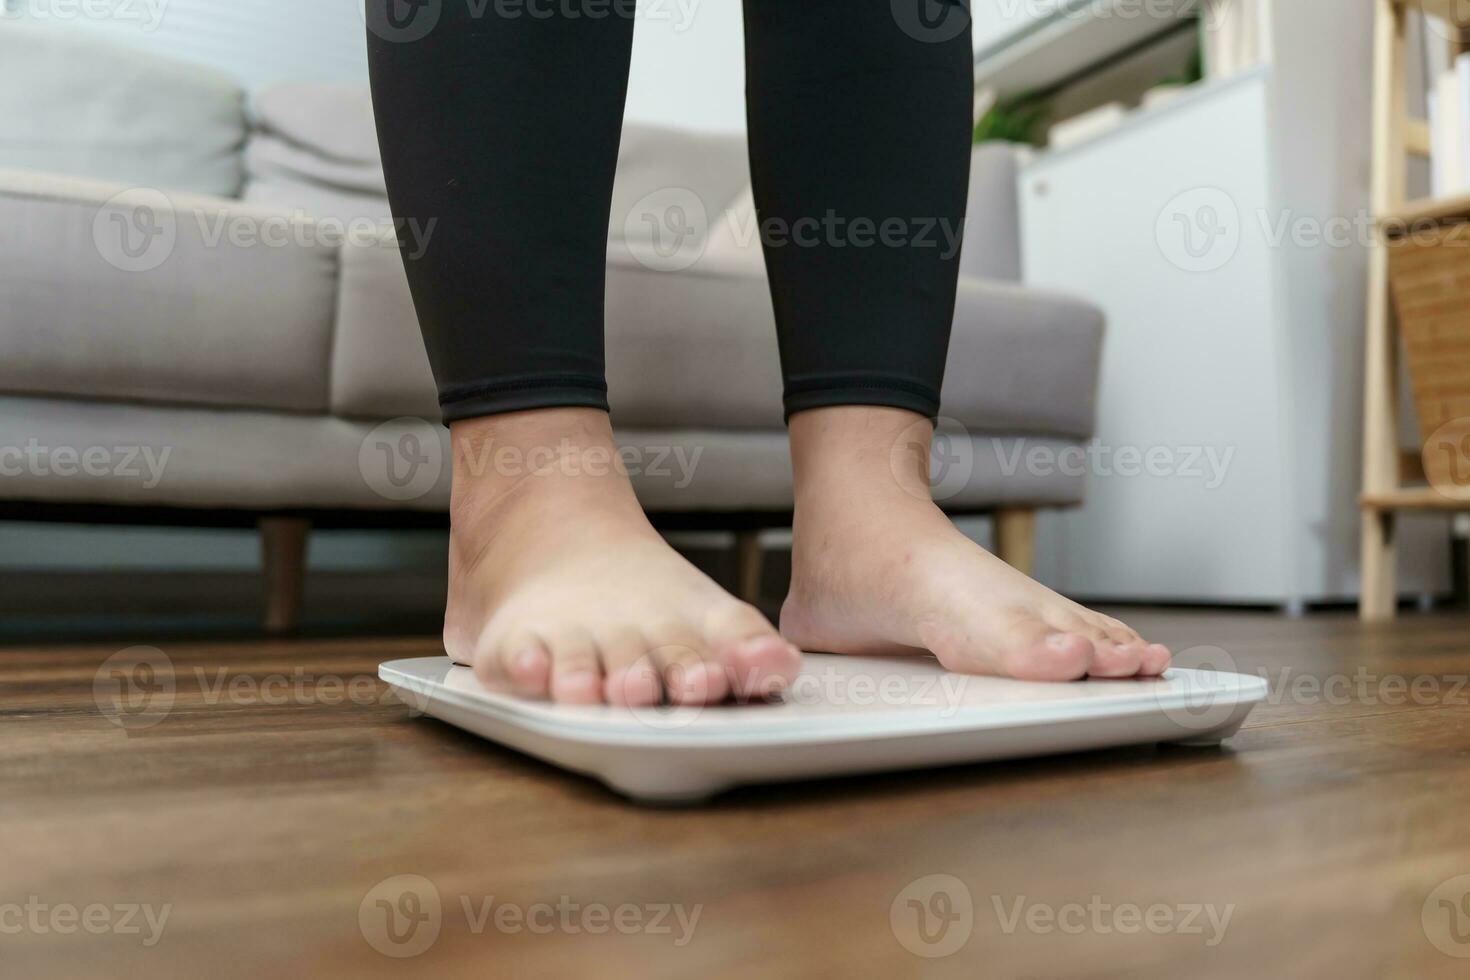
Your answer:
[438,375,610,424]
[783,375,941,422]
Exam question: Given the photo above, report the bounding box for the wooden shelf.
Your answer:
[1361,486,1470,511]
[1378,190,1470,228]
[973,0,1197,98]
[1393,0,1470,30]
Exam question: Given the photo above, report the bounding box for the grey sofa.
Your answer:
[0,24,1104,629]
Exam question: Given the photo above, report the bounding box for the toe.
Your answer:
[648,622,730,706]
[1053,618,1138,678]
[499,628,555,696]
[1087,640,1144,678]
[1139,643,1173,676]
[1082,615,1159,678]
[597,627,661,706]
[1098,616,1144,648]
[928,611,1092,681]
[1002,629,1094,682]
[543,628,604,704]
[703,602,801,699]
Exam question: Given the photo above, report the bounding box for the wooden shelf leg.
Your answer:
[734,530,763,604]
[260,517,310,634]
[1359,1,1407,624]
[995,508,1037,577]
[1360,508,1397,622]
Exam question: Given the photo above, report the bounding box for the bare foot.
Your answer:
[444,409,800,705]
[780,407,1171,682]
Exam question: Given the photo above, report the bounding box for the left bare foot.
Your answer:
[780,407,1172,682]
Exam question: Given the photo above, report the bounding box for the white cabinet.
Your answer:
[1020,68,1451,606]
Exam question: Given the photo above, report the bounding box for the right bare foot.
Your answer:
[443,408,800,706]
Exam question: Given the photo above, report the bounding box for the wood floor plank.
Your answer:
[4,611,1470,978]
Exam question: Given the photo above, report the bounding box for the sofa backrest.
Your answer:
[962,142,1023,283]
[0,23,247,197]
[242,88,761,270]
[607,124,752,259]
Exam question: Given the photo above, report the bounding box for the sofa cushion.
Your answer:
[332,238,1102,439]
[0,395,1088,513]
[608,125,754,250]
[0,23,246,197]
[0,170,338,413]
[332,234,437,420]
[961,143,1022,282]
[250,85,383,167]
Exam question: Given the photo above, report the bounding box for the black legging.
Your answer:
[367,0,973,423]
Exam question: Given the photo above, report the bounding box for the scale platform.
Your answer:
[380,654,1268,804]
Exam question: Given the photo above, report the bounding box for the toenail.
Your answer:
[513,650,544,673]
[735,636,779,660]
[1046,634,1077,651]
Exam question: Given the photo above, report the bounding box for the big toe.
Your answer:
[926,614,1093,681]
[704,603,802,699]
[1002,630,1093,682]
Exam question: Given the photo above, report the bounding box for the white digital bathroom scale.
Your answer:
[380,655,1269,804]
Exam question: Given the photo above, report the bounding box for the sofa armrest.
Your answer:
[0,167,340,413]
[0,167,249,215]
[960,142,1023,283]
[0,22,245,197]
[943,278,1104,441]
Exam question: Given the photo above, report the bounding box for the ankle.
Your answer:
[789,406,936,514]
[448,407,637,522]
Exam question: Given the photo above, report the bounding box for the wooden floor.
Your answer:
[7,609,1470,978]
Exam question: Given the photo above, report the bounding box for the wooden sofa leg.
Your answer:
[260,517,310,634]
[994,508,1036,577]
[734,530,763,604]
